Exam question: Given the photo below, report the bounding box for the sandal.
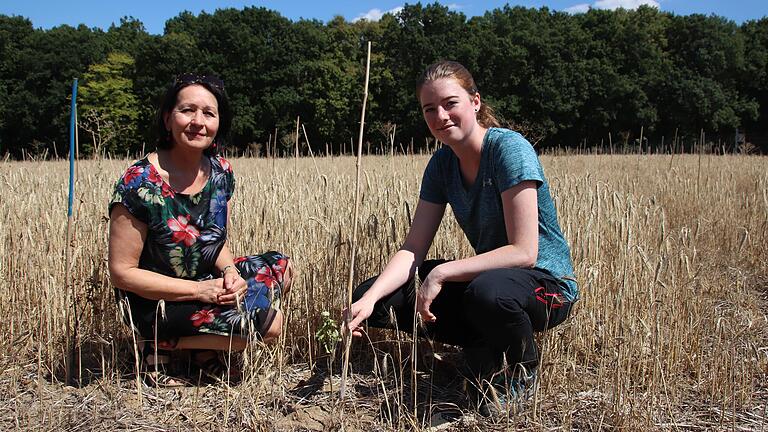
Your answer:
[141,341,190,387]
[192,350,241,384]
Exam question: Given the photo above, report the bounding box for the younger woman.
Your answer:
[345,61,577,415]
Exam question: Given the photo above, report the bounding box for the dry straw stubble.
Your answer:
[0,153,766,430]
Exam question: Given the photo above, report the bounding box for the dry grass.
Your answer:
[0,153,766,431]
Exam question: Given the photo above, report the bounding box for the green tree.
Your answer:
[373,3,473,146]
[133,31,202,151]
[741,17,768,134]
[660,14,757,136]
[0,16,35,155]
[2,6,768,156]
[106,16,150,54]
[0,19,108,157]
[164,7,298,149]
[292,17,363,149]
[79,52,140,156]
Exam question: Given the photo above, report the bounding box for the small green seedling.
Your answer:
[315,311,341,392]
[315,311,341,354]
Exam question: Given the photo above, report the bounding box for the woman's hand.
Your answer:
[416,271,445,323]
[218,273,247,305]
[196,278,228,304]
[344,296,375,337]
[222,266,241,292]
[218,275,248,305]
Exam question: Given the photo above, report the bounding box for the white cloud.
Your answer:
[446,3,463,10]
[565,3,591,14]
[592,0,659,10]
[564,0,659,14]
[353,6,403,22]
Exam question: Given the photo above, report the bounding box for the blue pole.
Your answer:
[66,78,78,385]
[68,79,78,217]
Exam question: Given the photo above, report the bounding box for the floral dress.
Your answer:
[109,155,289,341]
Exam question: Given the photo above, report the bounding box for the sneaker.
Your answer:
[474,367,537,418]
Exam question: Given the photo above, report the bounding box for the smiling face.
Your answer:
[163,84,220,153]
[419,78,482,146]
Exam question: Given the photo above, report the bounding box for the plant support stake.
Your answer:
[340,41,371,401]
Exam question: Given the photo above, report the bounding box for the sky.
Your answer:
[2,0,766,35]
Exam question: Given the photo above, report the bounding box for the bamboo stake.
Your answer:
[668,127,678,171]
[294,116,300,171]
[609,132,613,155]
[696,129,704,195]
[273,127,278,158]
[340,40,371,401]
[410,273,420,423]
[301,124,321,177]
[272,127,278,171]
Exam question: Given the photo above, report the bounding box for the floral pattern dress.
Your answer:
[109,155,289,341]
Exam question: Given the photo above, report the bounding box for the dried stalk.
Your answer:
[301,124,321,177]
[340,40,372,401]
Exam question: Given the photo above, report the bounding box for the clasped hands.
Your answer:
[197,267,247,305]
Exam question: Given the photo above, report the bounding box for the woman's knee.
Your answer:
[466,270,504,309]
[465,268,527,316]
[282,259,295,295]
[262,310,283,341]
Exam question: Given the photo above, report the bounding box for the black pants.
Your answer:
[352,260,572,378]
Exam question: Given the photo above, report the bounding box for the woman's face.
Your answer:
[419,78,481,146]
[164,84,219,153]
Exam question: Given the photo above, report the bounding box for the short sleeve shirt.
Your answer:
[109,155,235,281]
[420,128,578,301]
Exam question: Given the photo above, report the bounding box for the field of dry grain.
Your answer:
[0,153,766,431]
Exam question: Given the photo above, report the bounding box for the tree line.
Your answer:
[1,3,767,158]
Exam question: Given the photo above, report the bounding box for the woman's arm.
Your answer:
[345,199,445,334]
[430,180,538,283]
[213,201,247,304]
[108,204,226,303]
[416,180,538,321]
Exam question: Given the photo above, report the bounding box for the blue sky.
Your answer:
[2,1,766,35]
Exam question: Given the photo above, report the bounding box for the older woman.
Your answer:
[108,74,292,386]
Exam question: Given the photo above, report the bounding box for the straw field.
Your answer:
[0,153,766,431]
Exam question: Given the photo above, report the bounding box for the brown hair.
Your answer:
[416,60,500,128]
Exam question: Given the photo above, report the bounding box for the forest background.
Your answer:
[1,2,767,158]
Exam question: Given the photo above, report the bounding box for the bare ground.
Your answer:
[2,330,767,431]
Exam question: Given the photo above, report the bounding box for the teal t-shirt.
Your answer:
[419,128,578,301]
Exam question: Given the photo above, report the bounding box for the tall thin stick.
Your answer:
[65,79,79,385]
[273,127,278,157]
[410,274,420,423]
[301,124,321,177]
[294,116,300,171]
[340,41,372,401]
